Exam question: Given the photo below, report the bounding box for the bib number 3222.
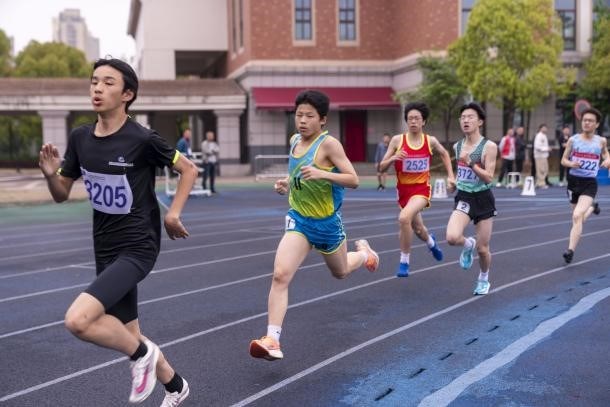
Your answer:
[81,168,133,215]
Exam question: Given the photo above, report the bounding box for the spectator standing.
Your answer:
[374,133,391,190]
[533,124,551,188]
[201,130,220,193]
[176,128,192,158]
[496,128,515,187]
[514,126,526,175]
[558,125,571,187]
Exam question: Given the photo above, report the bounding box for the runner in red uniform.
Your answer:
[379,102,455,277]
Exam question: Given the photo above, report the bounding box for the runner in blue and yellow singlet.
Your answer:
[560,107,610,263]
[249,90,380,361]
[446,103,498,296]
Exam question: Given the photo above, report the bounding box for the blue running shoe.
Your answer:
[473,279,490,295]
[396,262,409,277]
[459,238,476,270]
[428,233,443,261]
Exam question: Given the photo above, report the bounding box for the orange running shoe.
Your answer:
[355,239,380,272]
[249,336,283,361]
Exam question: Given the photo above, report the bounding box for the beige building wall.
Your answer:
[131,0,228,79]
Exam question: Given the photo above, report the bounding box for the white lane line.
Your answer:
[0,207,567,263]
[230,253,610,407]
[0,217,396,263]
[0,263,95,280]
[0,217,573,301]
[0,321,64,340]
[0,284,89,303]
[2,247,609,403]
[0,219,604,304]
[418,286,610,407]
[0,247,93,262]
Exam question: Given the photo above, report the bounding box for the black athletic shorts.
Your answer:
[85,248,157,324]
[566,174,597,204]
[454,189,497,224]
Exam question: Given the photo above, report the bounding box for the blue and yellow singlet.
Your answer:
[288,131,344,219]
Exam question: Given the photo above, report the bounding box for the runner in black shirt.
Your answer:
[39,58,197,406]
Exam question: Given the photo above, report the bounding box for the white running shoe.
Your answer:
[161,378,190,407]
[473,279,490,295]
[129,339,160,404]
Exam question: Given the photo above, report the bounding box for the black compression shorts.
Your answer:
[85,250,157,324]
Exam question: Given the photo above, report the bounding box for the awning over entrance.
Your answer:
[251,87,399,110]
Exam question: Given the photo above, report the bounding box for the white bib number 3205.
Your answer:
[81,168,133,214]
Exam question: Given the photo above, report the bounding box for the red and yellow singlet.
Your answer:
[394,133,433,208]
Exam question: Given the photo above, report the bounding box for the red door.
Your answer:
[341,111,366,162]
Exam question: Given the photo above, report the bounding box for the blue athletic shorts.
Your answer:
[285,209,346,254]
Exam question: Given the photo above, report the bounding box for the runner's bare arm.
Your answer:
[600,138,610,169]
[39,143,74,203]
[473,141,497,184]
[560,139,579,168]
[274,177,290,195]
[164,154,198,239]
[301,137,359,188]
[430,136,455,184]
[378,135,404,172]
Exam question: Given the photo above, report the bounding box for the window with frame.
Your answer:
[555,0,576,51]
[294,0,312,41]
[461,0,477,35]
[338,0,357,42]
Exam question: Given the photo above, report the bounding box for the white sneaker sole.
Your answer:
[129,341,160,404]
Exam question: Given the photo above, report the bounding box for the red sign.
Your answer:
[574,99,591,120]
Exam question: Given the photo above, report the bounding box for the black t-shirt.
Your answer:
[60,119,178,258]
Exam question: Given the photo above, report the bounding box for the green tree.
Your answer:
[395,56,468,143]
[14,41,90,77]
[449,0,575,135]
[579,0,610,119]
[0,41,91,166]
[0,29,12,76]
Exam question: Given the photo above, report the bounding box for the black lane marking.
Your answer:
[439,352,453,361]
[375,388,393,401]
[580,281,591,286]
[546,295,557,301]
[465,338,478,346]
[488,325,500,332]
[528,305,538,310]
[409,368,426,379]
[510,315,520,321]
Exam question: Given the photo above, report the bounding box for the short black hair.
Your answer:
[92,58,139,112]
[581,107,602,124]
[295,89,330,118]
[538,123,547,131]
[459,102,486,121]
[404,102,430,122]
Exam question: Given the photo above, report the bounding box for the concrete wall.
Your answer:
[135,0,228,79]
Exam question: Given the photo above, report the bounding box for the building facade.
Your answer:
[52,9,100,61]
[128,0,599,172]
